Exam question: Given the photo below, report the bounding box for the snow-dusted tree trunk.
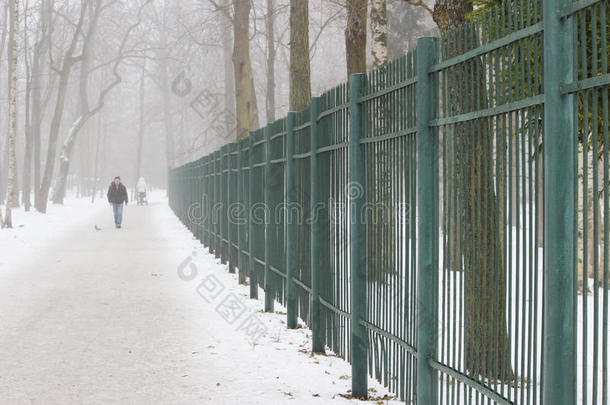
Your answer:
[370,0,388,69]
[4,0,18,227]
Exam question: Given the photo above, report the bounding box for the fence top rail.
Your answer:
[431,22,543,73]
[559,0,603,18]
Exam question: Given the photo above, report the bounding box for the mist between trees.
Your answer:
[0,0,437,227]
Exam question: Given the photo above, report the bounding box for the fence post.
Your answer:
[228,143,236,273]
[285,112,297,328]
[249,134,258,299]
[198,160,203,242]
[264,124,274,312]
[543,0,575,403]
[238,139,246,284]
[216,151,222,259]
[221,146,228,265]
[310,97,324,353]
[208,154,214,255]
[206,155,211,249]
[416,36,439,404]
[202,156,207,248]
[349,73,367,399]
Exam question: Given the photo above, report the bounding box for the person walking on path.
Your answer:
[107,176,128,228]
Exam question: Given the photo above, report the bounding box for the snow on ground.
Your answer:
[0,193,107,273]
[0,190,399,404]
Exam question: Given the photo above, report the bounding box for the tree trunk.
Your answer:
[52,114,89,203]
[370,0,388,69]
[289,0,311,111]
[91,105,103,203]
[36,3,87,213]
[23,22,33,212]
[4,0,18,227]
[233,0,259,139]
[159,57,175,168]
[0,1,8,213]
[345,0,368,76]
[222,0,236,134]
[136,65,146,181]
[266,0,277,120]
[433,0,512,381]
[32,33,44,203]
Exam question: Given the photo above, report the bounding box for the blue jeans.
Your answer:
[113,203,124,225]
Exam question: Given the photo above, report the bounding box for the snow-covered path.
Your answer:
[0,193,397,404]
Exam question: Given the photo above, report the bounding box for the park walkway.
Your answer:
[0,194,394,404]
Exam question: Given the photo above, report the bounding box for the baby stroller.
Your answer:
[136,177,148,205]
[137,191,148,205]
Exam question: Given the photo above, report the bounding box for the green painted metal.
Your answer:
[543,0,576,402]
[416,36,438,405]
[166,1,609,402]
[349,73,367,399]
[237,139,246,284]
[285,112,297,328]
[228,142,235,273]
[264,125,274,312]
[248,134,257,299]
[310,97,324,353]
[214,150,221,260]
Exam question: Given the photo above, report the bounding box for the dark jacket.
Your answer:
[107,182,128,204]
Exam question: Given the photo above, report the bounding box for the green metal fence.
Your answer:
[168,0,609,402]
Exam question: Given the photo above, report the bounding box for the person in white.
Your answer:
[136,177,147,205]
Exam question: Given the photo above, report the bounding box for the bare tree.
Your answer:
[4,0,19,227]
[36,1,88,213]
[52,0,153,204]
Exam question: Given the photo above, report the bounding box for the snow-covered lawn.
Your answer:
[0,190,399,404]
[0,193,107,273]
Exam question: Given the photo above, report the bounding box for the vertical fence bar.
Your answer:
[349,73,367,399]
[228,142,236,273]
[198,160,203,242]
[221,146,228,265]
[238,139,246,284]
[208,154,214,255]
[249,134,258,299]
[543,0,575,403]
[264,125,274,312]
[310,97,324,353]
[202,156,208,248]
[416,36,439,404]
[285,112,297,328]
[217,151,222,259]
